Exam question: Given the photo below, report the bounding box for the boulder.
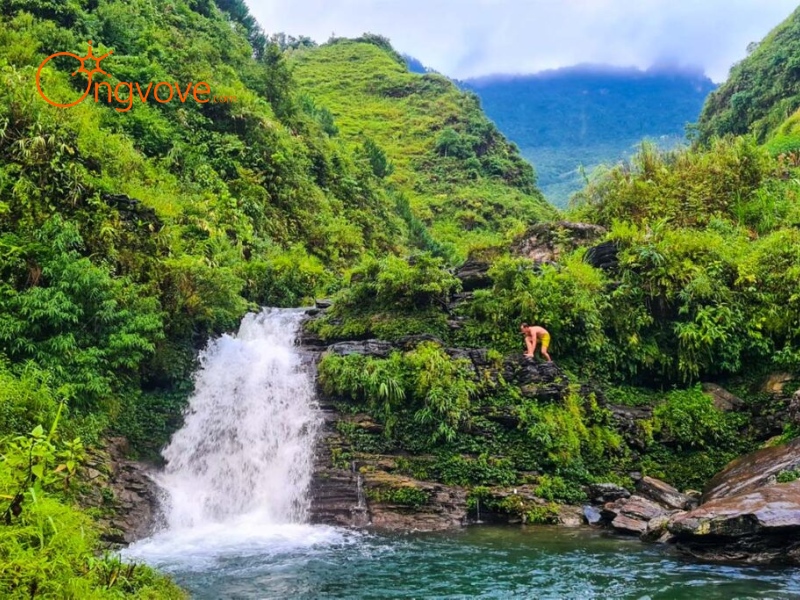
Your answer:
[636,476,695,511]
[701,383,744,412]
[702,437,800,503]
[454,259,492,291]
[642,514,675,543]
[669,481,800,565]
[608,405,653,451]
[586,482,630,504]
[584,241,619,271]
[601,495,667,536]
[502,356,569,402]
[557,505,585,527]
[583,505,603,525]
[513,221,606,264]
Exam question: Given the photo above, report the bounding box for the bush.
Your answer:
[652,386,746,449]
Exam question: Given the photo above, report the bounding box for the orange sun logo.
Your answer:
[36,41,113,108]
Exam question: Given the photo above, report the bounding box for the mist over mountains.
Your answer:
[460,65,716,206]
[415,62,717,206]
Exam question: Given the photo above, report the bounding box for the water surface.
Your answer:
[126,524,800,599]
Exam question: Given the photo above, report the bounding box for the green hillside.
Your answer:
[2,0,800,595]
[0,1,558,594]
[698,5,800,142]
[307,14,800,528]
[289,36,555,256]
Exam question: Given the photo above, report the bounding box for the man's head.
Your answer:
[520,323,528,332]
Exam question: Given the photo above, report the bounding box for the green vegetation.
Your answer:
[365,485,429,508]
[289,36,555,257]
[698,6,800,142]
[0,0,560,591]
[2,0,800,591]
[0,406,183,598]
[317,132,797,495]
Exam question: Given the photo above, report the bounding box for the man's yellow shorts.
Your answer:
[540,333,551,350]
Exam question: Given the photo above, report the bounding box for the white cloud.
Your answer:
[245,0,798,82]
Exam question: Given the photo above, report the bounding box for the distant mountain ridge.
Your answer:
[460,65,717,206]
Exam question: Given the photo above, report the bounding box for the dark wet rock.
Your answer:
[102,193,162,233]
[315,298,333,309]
[308,406,369,528]
[637,476,695,511]
[583,505,603,525]
[608,405,654,451]
[584,240,619,271]
[454,259,492,291]
[397,333,445,349]
[587,482,631,504]
[513,221,607,265]
[447,291,474,311]
[474,406,520,428]
[327,340,395,359]
[789,389,800,428]
[702,438,800,503]
[502,356,569,402]
[669,481,800,565]
[602,495,667,535]
[364,472,467,531]
[80,437,160,546]
[297,327,328,348]
[701,383,744,412]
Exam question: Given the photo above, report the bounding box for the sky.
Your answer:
[244,0,798,82]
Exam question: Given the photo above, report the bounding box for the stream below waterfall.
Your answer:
[123,309,800,599]
[126,524,800,599]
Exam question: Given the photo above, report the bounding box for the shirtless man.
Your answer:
[520,323,552,362]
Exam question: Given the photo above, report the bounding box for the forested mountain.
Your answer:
[463,66,716,205]
[699,5,800,143]
[0,0,551,594]
[288,36,554,256]
[302,7,800,545]
[2,0,800,595]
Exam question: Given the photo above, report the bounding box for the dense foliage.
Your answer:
[698,5,800,143]
[0,0,559,593]
[1,0,800,593]
[315,135,798,496]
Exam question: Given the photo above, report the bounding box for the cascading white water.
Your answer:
[154,308,320,529]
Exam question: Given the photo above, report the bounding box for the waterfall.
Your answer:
[154,308,320,530]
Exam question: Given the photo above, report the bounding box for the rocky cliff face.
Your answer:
[308,396,469,531]
[81,437,161,546]
[300,302,800,566]
[301,312,588,531]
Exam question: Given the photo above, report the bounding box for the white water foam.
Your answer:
[155,308,319,529]
[125,308,351,568]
